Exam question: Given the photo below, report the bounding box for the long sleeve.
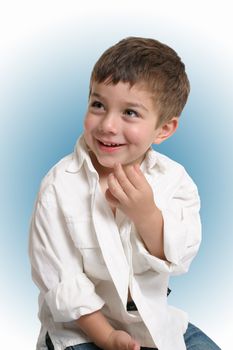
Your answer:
[134,167,201,275]
[29,182,105,323]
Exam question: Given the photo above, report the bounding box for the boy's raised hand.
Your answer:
[106,163,156,224]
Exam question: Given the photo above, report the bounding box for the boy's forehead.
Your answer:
[90,80,154,98]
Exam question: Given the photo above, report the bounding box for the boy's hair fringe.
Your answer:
[90,37,190,125]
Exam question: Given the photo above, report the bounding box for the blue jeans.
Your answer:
[46,323,221,350]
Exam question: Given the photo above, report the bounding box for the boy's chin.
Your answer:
[97,159,116,170]
[90,155,116,173]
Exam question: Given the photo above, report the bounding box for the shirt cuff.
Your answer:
[135,238,172,273]
[135,206,201,275]
[162,207,187,265]
[44,273,105,322]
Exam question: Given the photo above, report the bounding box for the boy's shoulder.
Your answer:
[39,153,75,193]
[149,148,186,174]
[148,148,197,190]
[37,136,91,200]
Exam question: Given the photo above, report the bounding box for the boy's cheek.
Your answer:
[126,128,144,143]
[83,116,93,131]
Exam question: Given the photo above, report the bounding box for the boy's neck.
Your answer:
[89,152,114,178]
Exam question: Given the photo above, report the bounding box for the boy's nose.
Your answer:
[99,114,118,134]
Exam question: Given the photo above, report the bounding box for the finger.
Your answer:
[128,338,140,350]
[134,343,140,350]
[113,163,136,193]
[107,173,128,203]
[133,342,140,350]
[124,164,146,190]
[105,188,119,207]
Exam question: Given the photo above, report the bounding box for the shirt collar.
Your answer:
[140,147,167,174]
[65,135,96,174]
[65,135,166,174]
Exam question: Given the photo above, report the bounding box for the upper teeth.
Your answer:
[103,142,121,146]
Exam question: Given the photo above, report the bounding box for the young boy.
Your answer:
[29,37,220,350]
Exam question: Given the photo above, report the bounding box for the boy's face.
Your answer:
[84,81,176,173]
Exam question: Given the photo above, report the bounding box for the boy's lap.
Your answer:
[184,323,221,350]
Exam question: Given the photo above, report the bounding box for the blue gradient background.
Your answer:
[1,1,232,348]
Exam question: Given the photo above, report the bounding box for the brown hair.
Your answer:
[90,37,190,125]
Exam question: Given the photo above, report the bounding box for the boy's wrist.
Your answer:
[132,204,161,229]
[103,329,139,350]
[133,205,165,259]
[96,329,115,350]
[102,329,116,350]
[76,311,115,349]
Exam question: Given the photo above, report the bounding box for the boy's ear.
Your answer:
[153,117,179,145]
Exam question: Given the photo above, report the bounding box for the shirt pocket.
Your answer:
[65,216,110,280]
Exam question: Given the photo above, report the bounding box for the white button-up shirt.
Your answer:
[29,135,201,350]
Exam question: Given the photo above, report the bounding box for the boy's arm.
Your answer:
[30,182,140,350]
[76,310,140,350]
[132,204,165,260]
[106,163,166,260]
[106,162,201,273]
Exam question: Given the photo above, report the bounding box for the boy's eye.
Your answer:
[124,109,139,118]
[91,101,104,109]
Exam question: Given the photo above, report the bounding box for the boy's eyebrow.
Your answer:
[91,92,103,99]
[125,101,149,112]
[90,92,149,112]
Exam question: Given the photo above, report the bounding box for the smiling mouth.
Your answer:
[98,140,124,148]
